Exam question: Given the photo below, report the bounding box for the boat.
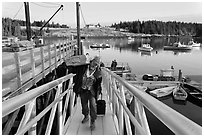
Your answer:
[123,73,137,81]
[188,40,201,47]
[138,44,153,52]
[105,62,131,77]
[128,36,134,40]
[149,86,177,98]
[181,83,202,106]
[140,50,152,56]
[173,86,188,101]
[127,36,134,44]
[164,42,192,50]
[90,43,110,48]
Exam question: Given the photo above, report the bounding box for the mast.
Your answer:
[24,2,32,41]
[76,2,82,55]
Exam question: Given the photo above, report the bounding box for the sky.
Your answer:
[1,0,203,28]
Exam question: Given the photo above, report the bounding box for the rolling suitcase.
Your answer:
[96,94,106,115]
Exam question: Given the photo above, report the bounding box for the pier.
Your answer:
[2,45,202,134]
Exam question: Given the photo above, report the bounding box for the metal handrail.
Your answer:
[2,74,75,117]
[102,67,202,135]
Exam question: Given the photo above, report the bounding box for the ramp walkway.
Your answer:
[65,87,118,135]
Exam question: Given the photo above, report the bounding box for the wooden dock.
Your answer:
[2,41,75,99]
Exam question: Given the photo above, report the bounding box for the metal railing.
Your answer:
[2,74,76,135]
[101,67,202,135]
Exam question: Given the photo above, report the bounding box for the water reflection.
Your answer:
[140,51,152,56]
[83,36,202,76]
[172,98,187,105]
[172,50,192,56]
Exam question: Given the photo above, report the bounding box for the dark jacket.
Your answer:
[81,66,102,98]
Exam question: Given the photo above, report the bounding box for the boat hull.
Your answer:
[181,83,202,106]
[173,86,188,101]
[164,46,192,50]
[149,86,176,98]
[90,45,110,48]
[138,47,153,52]
[191,43,201,47]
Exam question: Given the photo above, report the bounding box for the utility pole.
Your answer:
[24,2,32,41]
[76,2,82,55]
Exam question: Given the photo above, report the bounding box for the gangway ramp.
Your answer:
[65,88,118,135]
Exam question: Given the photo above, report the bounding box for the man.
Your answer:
[80,56,102,130]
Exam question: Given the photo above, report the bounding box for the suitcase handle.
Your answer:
[100,92,102,100]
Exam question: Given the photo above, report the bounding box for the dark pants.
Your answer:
[80,89,97,122]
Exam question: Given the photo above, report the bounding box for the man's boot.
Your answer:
[81,115,89,123]
[90,120,95,130]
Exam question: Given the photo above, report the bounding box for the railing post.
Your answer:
[62,41,65,60]
[133,96,140,135]
[28,48,36,135]
[48,45,52,73]
[118,84,124,135]
[14,52,22,89]
[62,78,73,125]
[59,43,62,63]
[58,84,63,135]
[65,41,67,58]
[111,77,116,115]
[40,47,45,79]
[107,73,111,105]
[135,98,151,135]
[54,44,57,69]
[121,86,132,135]
[45,83,62,135]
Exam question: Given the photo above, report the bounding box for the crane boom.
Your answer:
[32,4,64,39]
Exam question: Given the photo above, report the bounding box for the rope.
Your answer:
[42,2,61,6]
[79,4,87,27]
[31,2,59,8]
[13,4,23,20]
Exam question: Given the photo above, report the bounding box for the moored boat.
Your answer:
[138,44,153,52]
[188,40,201,47]
[181,83,202,106]
[173,86,188,101]
[149,86,177,98]
[105,62,131,76]
[164,42,192,51]
[127,36,134,44]
[90,43,110,48]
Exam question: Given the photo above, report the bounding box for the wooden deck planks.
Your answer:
[91,116,103,135]
[65,99,82,135]
[65,86,118,135]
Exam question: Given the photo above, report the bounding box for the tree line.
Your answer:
[111,20,202,37]
[2,17,69,37]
